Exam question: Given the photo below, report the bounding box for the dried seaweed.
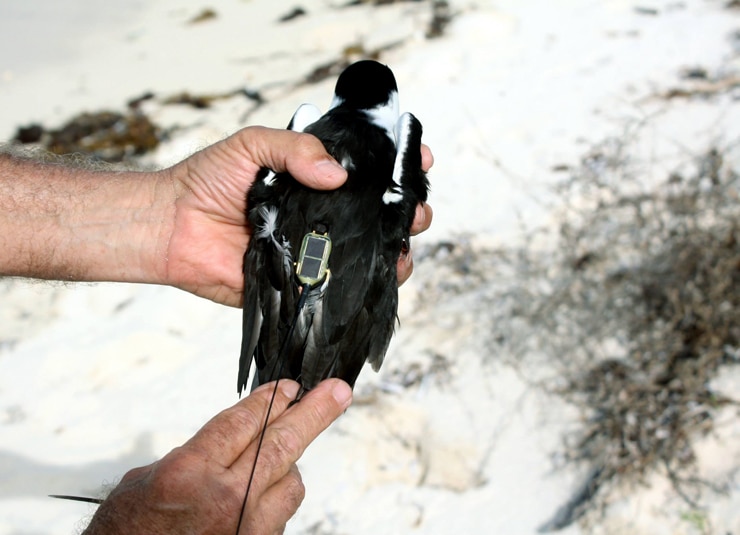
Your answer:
[13,111,160,163]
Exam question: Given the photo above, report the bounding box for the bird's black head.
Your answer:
[331,60,398,111]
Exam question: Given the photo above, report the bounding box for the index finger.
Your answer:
[232,379,352,484]
[421,143,434,172]
[184,380,301,466]
[410,202,433,236]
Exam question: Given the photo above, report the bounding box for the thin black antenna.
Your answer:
[234,283,311,535]
[49,494,103,505]
[236,230,331,533]
[235,376,283,534]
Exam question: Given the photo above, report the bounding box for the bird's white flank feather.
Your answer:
[256,206,292,267]
[383,112,413,204]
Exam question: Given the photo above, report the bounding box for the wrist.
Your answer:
[0,152,175,286]
[83,167,176,287]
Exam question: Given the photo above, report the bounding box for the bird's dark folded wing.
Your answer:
[322,237,378,344]
[298,294,339,388]
[238,243,264,395]
[330,307,372,387]
[242,203,298,391]
[365,261,398,371]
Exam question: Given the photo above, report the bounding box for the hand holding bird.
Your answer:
[162,123,432,308]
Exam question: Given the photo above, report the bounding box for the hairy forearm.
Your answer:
[0,152,174,284]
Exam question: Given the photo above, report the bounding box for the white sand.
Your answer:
[1,1,739,533]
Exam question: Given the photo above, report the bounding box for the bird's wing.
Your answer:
[287,103,323,132]
[247,203,299,390]
[238,238,264,395]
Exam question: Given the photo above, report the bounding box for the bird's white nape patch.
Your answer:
[329,95,344,110]
[383,112,413,205]
[289,103,323,132]
[365,90,399,143]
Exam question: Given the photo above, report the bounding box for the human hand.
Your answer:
[83,379,353,535]
[160,127,433,306]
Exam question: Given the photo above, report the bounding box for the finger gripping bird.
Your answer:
[238,60,429,397]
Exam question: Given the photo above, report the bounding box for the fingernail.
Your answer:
[277,379,301,398]
[331,380,353,408]
[416,203,427,226]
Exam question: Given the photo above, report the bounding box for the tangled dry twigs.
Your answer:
[421,127,740,530]
[513,134,739,529]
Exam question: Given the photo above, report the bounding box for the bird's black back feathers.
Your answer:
[238,60,428,396]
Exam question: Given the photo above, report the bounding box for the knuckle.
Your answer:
[145,447,203,500]
[293,132,321,156]
[261,425,301,471]
[119,464,150,484]
[253,472,304,534]
[229,403,265,433]
[284,471,306,507]
[218,481,246,520]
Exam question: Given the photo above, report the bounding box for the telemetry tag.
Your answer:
[296,231,332,286]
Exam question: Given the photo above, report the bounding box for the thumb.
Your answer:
[231,126,347,190]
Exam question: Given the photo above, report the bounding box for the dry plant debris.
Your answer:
[509,135,739,530]
[415,127,740,530]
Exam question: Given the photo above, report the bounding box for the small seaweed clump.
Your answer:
[14,111,160,163]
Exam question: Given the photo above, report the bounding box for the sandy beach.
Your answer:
[1,1,739,534]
